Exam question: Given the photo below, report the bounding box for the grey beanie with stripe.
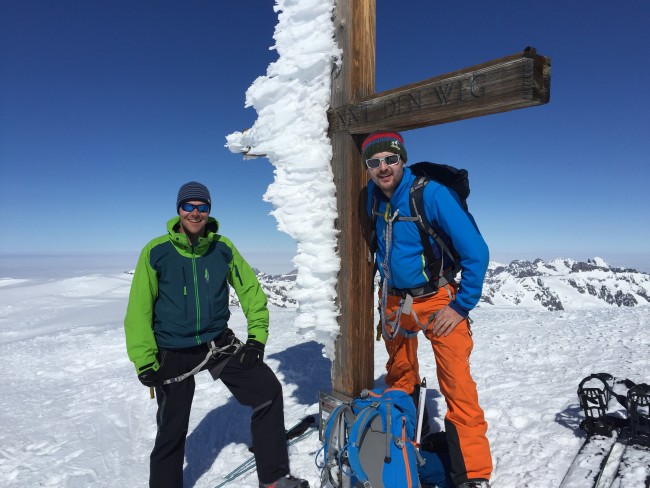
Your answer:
[176,181,211,211]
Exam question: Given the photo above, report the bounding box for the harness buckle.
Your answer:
[208,336,243,358]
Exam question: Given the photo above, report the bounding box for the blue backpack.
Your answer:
[319,388,424,488]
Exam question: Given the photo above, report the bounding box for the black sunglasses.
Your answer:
[365,154,400,169]
[180,202,210,213]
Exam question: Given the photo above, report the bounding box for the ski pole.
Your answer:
[150,387,155,399]
[415,377,427,444]
[213,415,317,488]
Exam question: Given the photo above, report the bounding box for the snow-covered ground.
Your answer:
[1,267,648,487]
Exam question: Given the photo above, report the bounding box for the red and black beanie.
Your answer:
[361,131,407,163]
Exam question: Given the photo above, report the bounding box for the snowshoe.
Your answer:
[628,383,650,447]
[578,373,615,437]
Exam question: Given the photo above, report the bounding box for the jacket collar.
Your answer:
[166,216,220,253]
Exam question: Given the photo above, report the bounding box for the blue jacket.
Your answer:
[367,166,489,317]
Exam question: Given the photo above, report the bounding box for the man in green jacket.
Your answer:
[124,181,308,488]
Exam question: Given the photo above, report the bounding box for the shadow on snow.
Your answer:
[182,340,331,487]
[555,402,586,439]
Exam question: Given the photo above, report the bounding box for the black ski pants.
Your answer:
[149,331,289,488]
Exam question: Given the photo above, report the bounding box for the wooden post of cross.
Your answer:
[328,0,550,398]
[328,0,377,400]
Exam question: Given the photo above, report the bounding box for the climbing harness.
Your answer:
[163,334,244,385]
[373,196,458,343]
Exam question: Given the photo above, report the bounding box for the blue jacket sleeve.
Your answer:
[423,184,489,316]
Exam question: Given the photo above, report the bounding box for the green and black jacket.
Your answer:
[124,216,269,374]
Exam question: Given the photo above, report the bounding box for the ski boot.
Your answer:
[458,480,491,488]
[628,383,650,447]
[577,373,615,437]
[259,474,309,488]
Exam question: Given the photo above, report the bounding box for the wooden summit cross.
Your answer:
[329,0,550,398]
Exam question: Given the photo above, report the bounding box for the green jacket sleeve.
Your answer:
[124,244,160,373]
[224,238,270,344]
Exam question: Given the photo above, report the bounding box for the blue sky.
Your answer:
[1,1,649,273]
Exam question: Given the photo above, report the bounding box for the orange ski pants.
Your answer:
[381,285,492,485]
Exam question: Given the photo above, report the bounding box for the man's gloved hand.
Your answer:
[238,340,265,369]
[138,368,163,387]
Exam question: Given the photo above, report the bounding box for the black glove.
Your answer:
[238,340,265,369]
[138,368,163,387]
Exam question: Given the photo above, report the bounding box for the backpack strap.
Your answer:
[347,406,383,486]
[408,176,461,282]
[369,188,381,260]
[320,403,354,488]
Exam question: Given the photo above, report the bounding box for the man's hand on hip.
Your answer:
[138,368,163,387]
[238,340,265,369]
[431,305,464,337]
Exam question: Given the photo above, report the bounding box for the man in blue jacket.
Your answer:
[363,132,492,488]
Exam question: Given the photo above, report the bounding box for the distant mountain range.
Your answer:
[230,269,299,308]
[230,257,650,311]
[482,257,650,310]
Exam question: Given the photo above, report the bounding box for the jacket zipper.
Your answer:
[191,249,201,345]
